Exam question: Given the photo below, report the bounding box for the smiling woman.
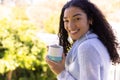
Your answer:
[63,7,90,41]
[45,0,120,80]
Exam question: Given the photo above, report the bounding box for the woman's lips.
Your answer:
[70,29,80,35]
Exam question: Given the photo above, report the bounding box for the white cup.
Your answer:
[48,44,63,62]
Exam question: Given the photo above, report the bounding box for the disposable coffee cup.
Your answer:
[48,44,63,62]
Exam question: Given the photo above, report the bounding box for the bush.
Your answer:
[0,18,56,80]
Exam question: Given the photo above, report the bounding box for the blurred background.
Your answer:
[0,0,119,80]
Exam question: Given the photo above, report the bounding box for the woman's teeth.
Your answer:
[70,29,79,34]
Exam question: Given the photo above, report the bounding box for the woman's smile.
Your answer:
[69,29,80,35]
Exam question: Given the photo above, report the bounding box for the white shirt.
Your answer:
[57,31,111,80]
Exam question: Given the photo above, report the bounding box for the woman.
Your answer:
[46,0,120,80]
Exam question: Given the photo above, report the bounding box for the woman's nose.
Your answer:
[68,21,75,30]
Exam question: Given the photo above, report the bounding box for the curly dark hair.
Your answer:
[58,0,120,64]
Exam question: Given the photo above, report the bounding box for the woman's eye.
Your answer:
[76,18,81,20]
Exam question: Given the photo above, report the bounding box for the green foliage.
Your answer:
[0,18,44,72]
[11,66,56,80]
[0,18,56,80]
[43,13,60,34]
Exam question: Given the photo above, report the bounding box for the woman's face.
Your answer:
[63,6,91,41]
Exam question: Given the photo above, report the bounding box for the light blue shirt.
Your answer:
[57,31,111,80]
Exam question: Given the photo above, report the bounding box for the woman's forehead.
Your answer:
[63,7,85,18]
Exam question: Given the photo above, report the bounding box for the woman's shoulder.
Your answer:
[78,37,109,58]
[79,38,101,48]
[78,37,107,54]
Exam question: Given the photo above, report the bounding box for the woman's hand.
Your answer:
[45,54,66,75]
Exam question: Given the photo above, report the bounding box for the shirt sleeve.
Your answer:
[78,42,102,80]
[57,70,76,80]
[57,41,102,80]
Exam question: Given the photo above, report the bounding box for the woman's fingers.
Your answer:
[61,53,66,64]
[45,54,66,75]
[46,56,57,68]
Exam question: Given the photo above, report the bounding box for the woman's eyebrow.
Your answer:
[73,13,82,17]
[63,13,82,19]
